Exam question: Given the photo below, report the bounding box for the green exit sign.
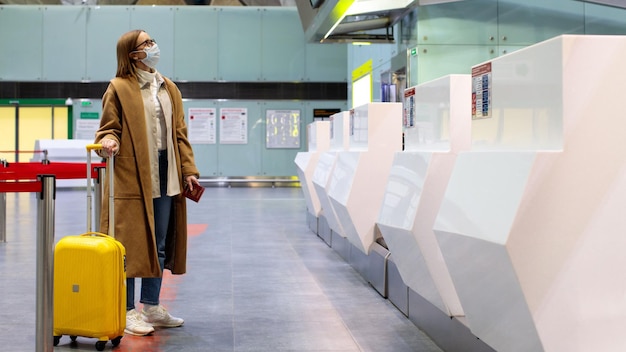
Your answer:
[80,112,99,119]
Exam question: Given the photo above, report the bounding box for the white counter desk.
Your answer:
[434,35,626,352]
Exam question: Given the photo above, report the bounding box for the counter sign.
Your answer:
[472,62,492,120]
[404,87,416,128]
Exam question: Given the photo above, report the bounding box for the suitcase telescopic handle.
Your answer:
[86,144,115,238]
[81,232,110,238]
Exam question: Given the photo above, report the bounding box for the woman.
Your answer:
[95,29,200,336]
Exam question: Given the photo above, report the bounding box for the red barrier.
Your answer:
[0,181,42,193]
[0,162,105,193]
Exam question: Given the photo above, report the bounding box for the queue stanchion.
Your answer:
[36,175,55,352]
[1,159,6,243]
[0,190,5,243]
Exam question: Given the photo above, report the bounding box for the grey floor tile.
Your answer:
[234,319,359,352]
[0,187,443,352]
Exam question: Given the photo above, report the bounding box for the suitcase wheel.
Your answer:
[95,340,106,351]
[112,336,123,347]
[53,335,77,347]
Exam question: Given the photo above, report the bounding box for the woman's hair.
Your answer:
[115,29,144,78]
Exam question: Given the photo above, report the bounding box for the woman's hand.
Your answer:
[101,139,118,157]
[185,175,200,191]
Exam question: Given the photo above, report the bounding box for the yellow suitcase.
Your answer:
[53,144,126,351]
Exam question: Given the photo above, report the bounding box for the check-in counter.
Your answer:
[376,76,471,341]
[295,121,330,234]
[327,103,402,256]
[433,35,626,352]
[311,112,351,249]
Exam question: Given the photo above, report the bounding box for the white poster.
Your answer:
[219,108,248,144]
[75,119,101,140]
[188,108,216,144]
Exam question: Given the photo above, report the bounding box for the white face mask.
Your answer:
[139,43,160,69]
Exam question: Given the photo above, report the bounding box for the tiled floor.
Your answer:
[0,187,443,352]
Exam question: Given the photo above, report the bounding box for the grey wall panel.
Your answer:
[305,42,347,82]
[0,7,43,81]
[498,0,585,45]
[129,6,175,78]
[182,99,219,177]
[260,8,306,82]
[0,6,346,178]
[192,142,219,177]
[43,6,86,82]
[215,100,262,176]
[218,7,262,82]
[173,7,219,82]
[86,6,131,82]
[417,0,497,45]
[350,44,378,70]
[416,45,496,84]
[584,2,626,34]
[0,6,347,85]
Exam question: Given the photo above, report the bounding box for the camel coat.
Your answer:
[95,76,199,278]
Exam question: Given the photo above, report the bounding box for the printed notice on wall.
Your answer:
[188,108,216,144]
[219,108,248,144]
[266,109,300,149]
[472,62,492,120]
[75,119,101,139]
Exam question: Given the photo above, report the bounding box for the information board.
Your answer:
[188,107,216,144]
[266,109,300,149]
[220,108,248,144]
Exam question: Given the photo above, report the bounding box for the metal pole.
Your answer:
[94,166,106,231]
[50,105,55,139]
[14,102,19,163]
[36,175,55,352]
[0,191,5,243]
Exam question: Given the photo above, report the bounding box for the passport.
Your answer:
[183,184,204,203]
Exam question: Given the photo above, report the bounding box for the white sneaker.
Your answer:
[125,309,155,336]
[142,304,184,328]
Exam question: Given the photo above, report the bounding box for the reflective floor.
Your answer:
[0,187,443,352]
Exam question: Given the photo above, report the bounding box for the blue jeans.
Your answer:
[127,150,172,311]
